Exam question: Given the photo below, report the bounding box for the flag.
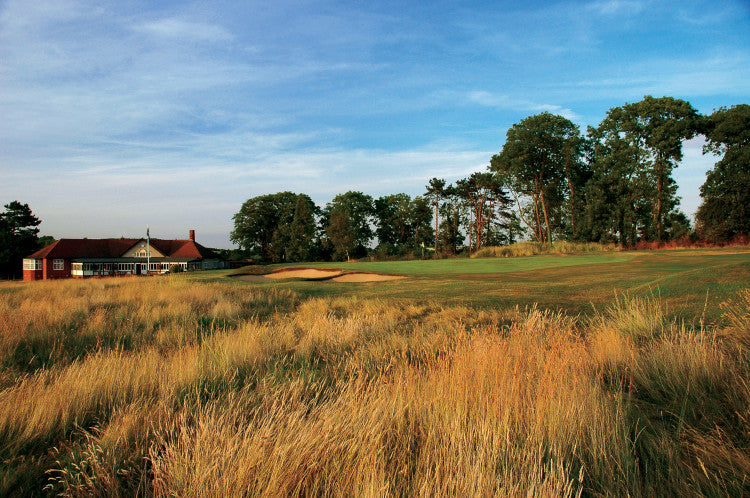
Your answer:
[147,226,150,240]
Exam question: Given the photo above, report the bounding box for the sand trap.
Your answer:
[265,268,343,280]
[332,272,406,282]
[232,268,406,283]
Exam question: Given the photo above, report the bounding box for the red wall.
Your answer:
[23,259,72,281]
[43,259,72,279]
[23,269,43,281]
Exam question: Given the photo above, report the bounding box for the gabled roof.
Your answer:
[26,238,220,260]
[27,239,139,259]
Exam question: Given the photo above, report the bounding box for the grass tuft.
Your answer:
[0,268,748,495]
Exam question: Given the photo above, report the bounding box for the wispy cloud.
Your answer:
[1,0,747,246]
[587,0,644,16]
[134,18,234,42]
[467,91,582,122]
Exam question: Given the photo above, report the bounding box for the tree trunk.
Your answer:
[564,156,576,239]
[434,202,439,254]
[532,195,543,242]
[539,188,552,245]
[656,170,663,242]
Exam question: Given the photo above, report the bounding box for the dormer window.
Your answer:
[136,249,150,257]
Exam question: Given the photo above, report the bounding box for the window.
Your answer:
[137,249,150,258]
[53,259,64,271]
[23,259,41,270]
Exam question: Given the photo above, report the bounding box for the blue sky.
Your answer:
[1,0,748,248]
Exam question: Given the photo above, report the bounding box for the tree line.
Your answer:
[231,96,748,263]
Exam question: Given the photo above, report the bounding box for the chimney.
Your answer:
[189,230,195,242]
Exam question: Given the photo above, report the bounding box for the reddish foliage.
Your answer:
[630,235,750,251]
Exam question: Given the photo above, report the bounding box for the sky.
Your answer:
[1,0,749,248]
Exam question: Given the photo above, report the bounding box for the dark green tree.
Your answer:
[231,192,316,262]
[584,121,650,245]
[374,193,433,255]
[437,184,464,255]
[490,112,581,244]
[696,104,750,241]
[326,210,357,261]
[636,96,699,241]
[323,191,374,261]
[425,178,446,253]
[278,194,319,262]
[455,172,511,251]
[585,97,697,244]
[0,201,42,279]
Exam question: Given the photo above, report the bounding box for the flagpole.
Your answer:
[146,226,150,275]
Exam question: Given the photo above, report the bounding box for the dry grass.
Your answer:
[472,241,621,258]
[0,276,747,496]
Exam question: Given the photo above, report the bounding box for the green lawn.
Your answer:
[200,248,750,323]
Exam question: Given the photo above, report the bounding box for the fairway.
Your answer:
[222,248,750,322]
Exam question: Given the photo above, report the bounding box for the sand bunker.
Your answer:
[232,267,406,283]
[265,268,343,280]
[332,272,406,282]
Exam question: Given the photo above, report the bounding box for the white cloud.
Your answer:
[134,18,234,42]
[467,91,581,122]
[2,143,492,247]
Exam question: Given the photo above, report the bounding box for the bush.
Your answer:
[472,241,620,258]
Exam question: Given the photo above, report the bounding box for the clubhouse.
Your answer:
[22,230,227,281]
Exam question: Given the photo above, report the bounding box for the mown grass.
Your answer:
[0,249,748,496]
[223,248,750,323]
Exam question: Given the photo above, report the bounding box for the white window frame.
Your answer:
[53,259,64,271]
[23,259,41,270]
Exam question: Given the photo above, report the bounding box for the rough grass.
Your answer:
[0,270,748,495]
[472,240,621,258]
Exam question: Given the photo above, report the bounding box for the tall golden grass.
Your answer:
[471,241,621,258]
[0,278,747,495]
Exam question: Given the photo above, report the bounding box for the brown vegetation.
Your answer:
[0,277,747,495]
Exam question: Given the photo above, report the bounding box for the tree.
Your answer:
[0,201,42,279]
[425,178,446,253]
[584,121,649,245]
[230,192,317,262]
[326,210,357,261]
[455,172,511,251]
[437,184,464,255]
[323,191,374,261]
[636,96,699,241]
[374,194,433,255]
[696,104,750,241]
[490,112,581,244]
[584,97,697,244]
[280,194,319,262]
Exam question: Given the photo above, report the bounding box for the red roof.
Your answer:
[27,238,219,260]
